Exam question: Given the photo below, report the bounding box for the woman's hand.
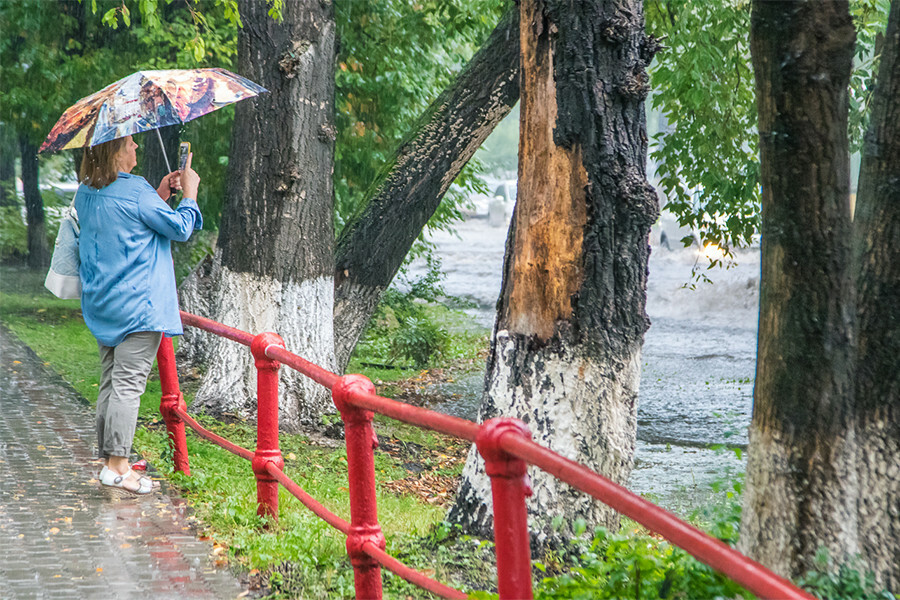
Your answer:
[156,171,181,201]
[180,152,200,200]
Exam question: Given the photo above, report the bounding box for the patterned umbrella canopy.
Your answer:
[40,68,266,153]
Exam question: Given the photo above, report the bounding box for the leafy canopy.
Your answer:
[646,0,890,255]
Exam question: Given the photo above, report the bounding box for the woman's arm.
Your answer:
[138,195,203,242]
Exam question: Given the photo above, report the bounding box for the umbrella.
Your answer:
[40,68,266,170]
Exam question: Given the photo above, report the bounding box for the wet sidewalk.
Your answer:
[0,328,247,599]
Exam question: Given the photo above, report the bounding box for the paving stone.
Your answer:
[0,329,247,600]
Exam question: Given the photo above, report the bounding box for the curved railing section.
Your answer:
[153,310,814,600]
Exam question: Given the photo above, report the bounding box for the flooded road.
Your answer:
[409,216,759,509]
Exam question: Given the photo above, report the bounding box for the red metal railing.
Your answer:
[155,310,815,600]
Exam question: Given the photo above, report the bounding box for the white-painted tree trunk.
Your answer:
[450,330,642,540]
[181,260,335,430]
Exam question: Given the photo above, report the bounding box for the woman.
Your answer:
[75,134,202,495]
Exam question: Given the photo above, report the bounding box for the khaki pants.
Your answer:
[96,331,162,459]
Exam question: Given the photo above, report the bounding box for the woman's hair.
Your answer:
[79,137,128,189]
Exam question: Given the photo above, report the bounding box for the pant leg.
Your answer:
[100,331,163,458]
[96,342,116,459]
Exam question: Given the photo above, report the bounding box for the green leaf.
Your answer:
[102,7,118,28]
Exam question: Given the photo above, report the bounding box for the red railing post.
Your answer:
[250,332,286,521]
[477,418,534,600]
[157,337,190,475]
[333,374,386,600]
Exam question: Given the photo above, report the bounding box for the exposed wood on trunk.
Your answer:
[332,4,520,369]
[19,137,49,268]
[740,0,858,578]
[450,0,659,543]
[505,9,587,340]
[853,0,900,589]
[180,0,336,430]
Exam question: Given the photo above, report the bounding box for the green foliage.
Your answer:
[355,255,456,368]
[848,0,892,153]
[535,524,752,599]
[0,207,27,261]
[392,314,451,368]
[799,550,897,600]
[646,0,890,256]
[534,481,751,600]
[0,1,139,146]
[333,0,504,234]
[646,0,759,255]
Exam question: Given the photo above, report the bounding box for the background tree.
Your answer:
[179,1,521,427]
[450,0,660,540]
[740,1,900,591]
[0,0,130,267]
[852,0,900,588]
[332,4,520,368]
[739,0,857,577]
[181,0,339,429]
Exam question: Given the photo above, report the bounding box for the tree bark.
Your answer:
[853,0,900,590]
[449,0,659,543]
[179,0,336,430]
[19,136,49,268]
[332,4,520,370]
[739,0,858,578]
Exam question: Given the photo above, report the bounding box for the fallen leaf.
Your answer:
[49,527,60,534]
[120,543,132,549]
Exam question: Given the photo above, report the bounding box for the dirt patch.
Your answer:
[378,435,470,507]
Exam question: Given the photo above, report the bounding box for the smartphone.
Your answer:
[178,141,191,171]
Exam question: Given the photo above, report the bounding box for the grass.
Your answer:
[0,265,493,598]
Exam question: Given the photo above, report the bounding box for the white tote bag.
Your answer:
[44,196,81,299]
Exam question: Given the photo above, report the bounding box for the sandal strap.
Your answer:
[101,468,153,494]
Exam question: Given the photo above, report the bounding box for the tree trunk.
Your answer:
[853,0,900,589]
[0,125,17,207]
[179,0,336,430]
[449,0,659,543]
[332,4,520,370]
[739,0,858,578]
[142,124,180,192]
[19,136,49,268]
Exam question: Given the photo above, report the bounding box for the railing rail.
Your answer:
[155,310,815,600]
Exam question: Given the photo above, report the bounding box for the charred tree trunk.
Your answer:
[449,0,659,543]
[739,0,858,578]
[180,0,336,430]
[332,4,520,370]
[19,137,49,268]
[853,0,900,590]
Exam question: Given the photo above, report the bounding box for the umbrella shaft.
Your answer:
[156,128,173,174]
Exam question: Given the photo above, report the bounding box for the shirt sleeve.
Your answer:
[137,194,203,242]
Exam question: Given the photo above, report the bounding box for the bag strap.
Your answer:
[68,187,80,233]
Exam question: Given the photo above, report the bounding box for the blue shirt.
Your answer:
[75,172,203,347]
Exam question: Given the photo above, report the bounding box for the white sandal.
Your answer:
[100,467,155,496]
[99,465,160,490]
